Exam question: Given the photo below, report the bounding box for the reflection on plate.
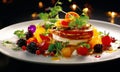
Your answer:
[0,19,120,64]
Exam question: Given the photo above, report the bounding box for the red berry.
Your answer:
[39,41,50,50]
[61,19,69,27]
[40,35,50,42]
[49,52,55,56]
[111,37,116,43]
[22,46,26,51]
[76,47,88,56]
[36,50,41,55]
[102,35,112,46]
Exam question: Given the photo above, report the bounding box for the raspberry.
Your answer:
[22,46,26,51]
[36,50,41,55]
[102,35,111,46]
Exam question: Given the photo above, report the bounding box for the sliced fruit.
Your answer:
[34,26,46,43]
[40,34,50,42]
[27,37,37,45]
[61,47,73,57]
[39,41,50,50]
[65,11,80,20]
[54,20,61,27]
[89,27,102,48]
[89,36,102,48]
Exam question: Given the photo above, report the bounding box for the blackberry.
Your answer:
[26,31,33,39]
[17,39,27,47]
[94,44,103,53]
[27,42,38,54]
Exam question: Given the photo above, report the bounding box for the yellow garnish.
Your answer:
[34,25,46,43]
[54,20,61,27]
[89,27,102,48]
[51,57,60,61]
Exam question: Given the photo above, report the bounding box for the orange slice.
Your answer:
[65,11,80,20]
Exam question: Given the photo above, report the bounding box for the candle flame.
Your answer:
[39,1,43,8]
[71,4,77,11]
[2,0,13,4]
[110,18,115,24]
[107,11,118,24]
[107,11,117,18]
[32,12,38,19]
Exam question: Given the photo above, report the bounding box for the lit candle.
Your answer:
[108,11,117,18]
[107,11,118,24]
[2,0,13,4]
[71,4,77,11]
[31,12,38,19]
[38,1,43,8]
[110,18,115,24]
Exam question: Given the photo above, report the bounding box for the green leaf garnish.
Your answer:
[44,23,54,30]
[48,41,64,56]
[12,47,21,51]
[75,14,89,28]
[69,20,76,29]
[39,13,49,21]
[55,41,63,50]
[78,42,90,48]
[49,6,62,17]
[14,30,26,38]
[48,44,55,52]
[2,40,13,46]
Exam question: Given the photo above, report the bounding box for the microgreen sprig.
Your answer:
[38,0,72,22]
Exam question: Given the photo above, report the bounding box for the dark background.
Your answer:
[0,0,120,72]
[0,0,120,29]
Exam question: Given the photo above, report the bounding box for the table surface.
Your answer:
[1,0,120,72]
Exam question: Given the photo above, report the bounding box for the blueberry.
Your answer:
[94,44,103,53]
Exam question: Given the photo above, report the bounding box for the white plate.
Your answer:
[0,19,120,64]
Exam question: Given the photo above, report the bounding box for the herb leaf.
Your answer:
[78,42,90,49]
[39,13,49,21]
[14,30,26,38]
[12,47,21,51]
[75,14,89,28]
[49,6,62,18]
[48,44,55,52]
[55,41,63,50]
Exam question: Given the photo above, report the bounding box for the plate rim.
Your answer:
[0,19,120,64]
